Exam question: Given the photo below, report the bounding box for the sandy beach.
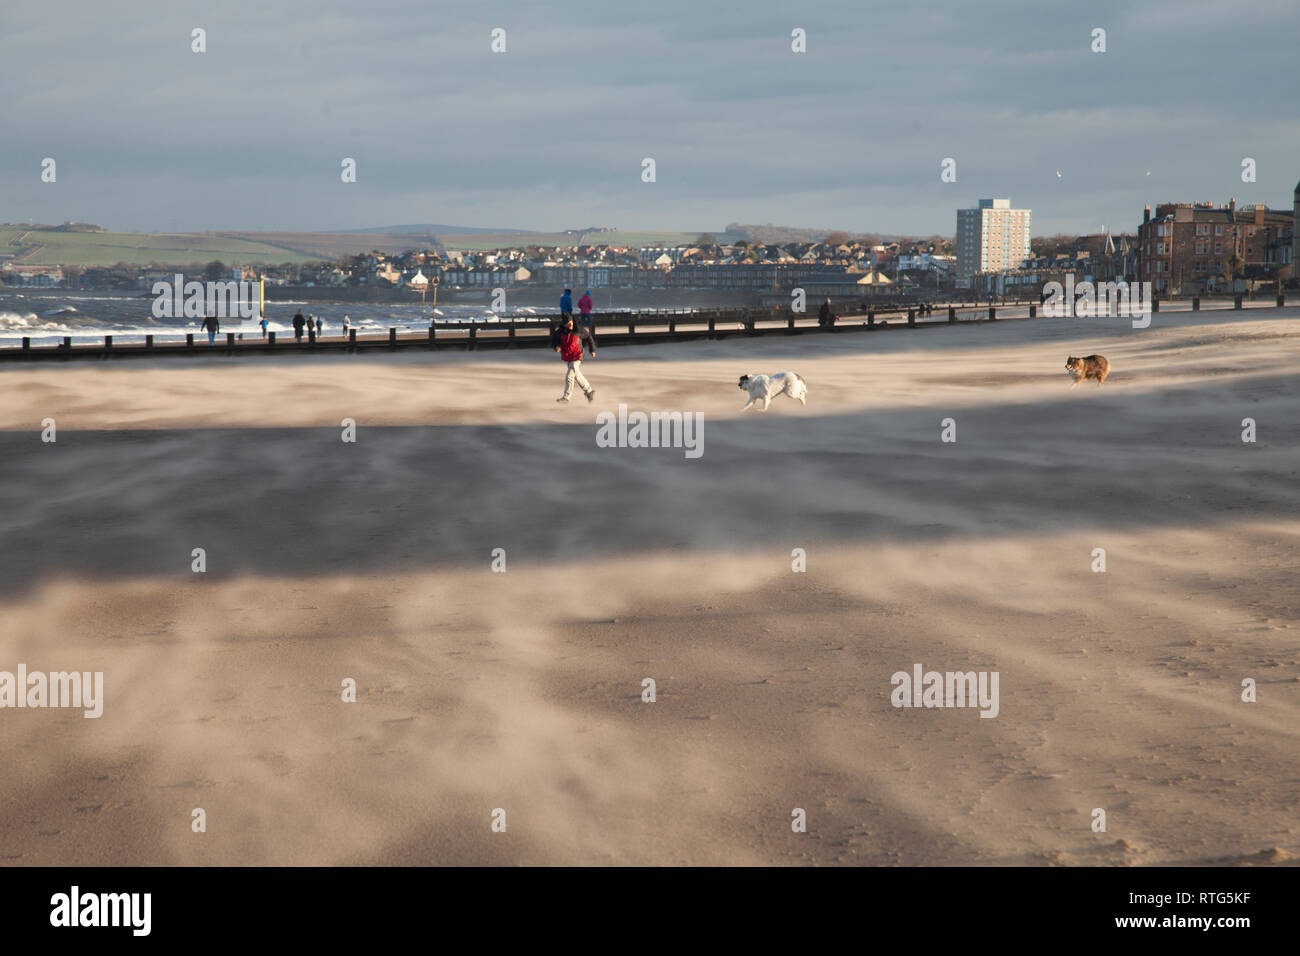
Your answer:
[1,308,1297,866]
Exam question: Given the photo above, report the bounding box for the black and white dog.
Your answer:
[737,372,808,410]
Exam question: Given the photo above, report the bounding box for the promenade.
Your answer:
[4,294,1287,362]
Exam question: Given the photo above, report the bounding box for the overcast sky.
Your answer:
[2,0,1298,237]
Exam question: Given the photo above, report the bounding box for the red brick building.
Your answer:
[1137,199,1293,295]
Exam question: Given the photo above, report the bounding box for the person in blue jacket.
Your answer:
[560,288,573,322]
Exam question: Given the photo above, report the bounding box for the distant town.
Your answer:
[4,186,1297,301]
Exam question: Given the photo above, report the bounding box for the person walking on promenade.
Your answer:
[818,298,834,329]
[342,314,350,337]
[554,315,596,404]
[315,316,323,337]
[576,290,598,351]
[201,314,219,345]
[293,310,306,342]
[560,288,574,323]
[259,316,269,339]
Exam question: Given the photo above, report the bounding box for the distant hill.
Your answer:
[581,229,747,247]
[218,231,439,259]
[0,225,319,268]
[727,223,863,244]
[1,220,902,268]
[728,223,930,244]
[726,223,951,247]
[337,225,748,247]
[336,224,536,236]
[430,228,746,251]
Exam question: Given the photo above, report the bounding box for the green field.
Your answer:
[0,224,751,268]
[0,226,319,267]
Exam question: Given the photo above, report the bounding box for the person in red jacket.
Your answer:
[577,290,594,325]
[554,316,596,403]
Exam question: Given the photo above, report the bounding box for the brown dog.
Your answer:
[1065,354,1109,387]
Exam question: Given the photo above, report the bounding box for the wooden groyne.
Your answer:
[0,294,1288,363]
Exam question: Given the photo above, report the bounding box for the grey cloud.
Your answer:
[0,0,1295,237]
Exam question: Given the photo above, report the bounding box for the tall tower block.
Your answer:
[1293,179,1300,279]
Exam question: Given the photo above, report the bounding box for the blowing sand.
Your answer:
[1,309,1297,865]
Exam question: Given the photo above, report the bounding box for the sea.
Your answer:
[0,291,646,348]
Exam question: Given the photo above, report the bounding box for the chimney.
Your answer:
[1143,205,1151,224]
[1229,197,1236,212]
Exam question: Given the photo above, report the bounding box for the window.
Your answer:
[1215,225,1223,236]
[1215,243,1222,254]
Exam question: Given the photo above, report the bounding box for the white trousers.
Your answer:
[562,360,591,398]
